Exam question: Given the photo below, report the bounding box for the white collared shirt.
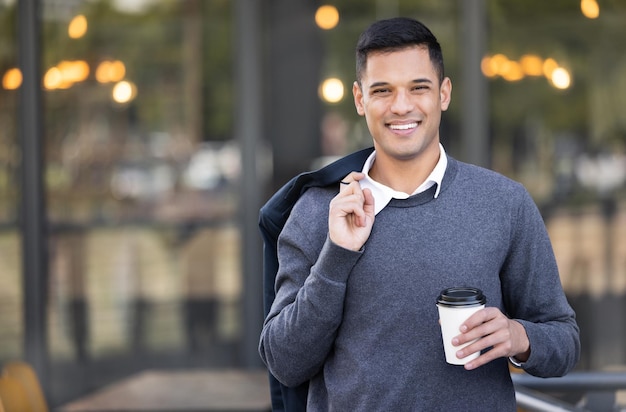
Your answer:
[359,144,447,215]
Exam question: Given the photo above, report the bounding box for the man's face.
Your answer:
[353,45,451,163]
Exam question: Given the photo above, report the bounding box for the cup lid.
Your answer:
[436,287,486,307]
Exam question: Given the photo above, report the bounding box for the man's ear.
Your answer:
[440,77,452,112]
[353,81,365,116]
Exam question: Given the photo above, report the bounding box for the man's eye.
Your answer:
[372,89,390,94]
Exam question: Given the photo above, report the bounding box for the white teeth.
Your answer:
[389,123,418,130]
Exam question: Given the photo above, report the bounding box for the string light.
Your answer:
[481,54,572,90]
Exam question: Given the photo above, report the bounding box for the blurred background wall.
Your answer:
[0,0,625,407]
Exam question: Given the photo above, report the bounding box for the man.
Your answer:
[259,17,579,411]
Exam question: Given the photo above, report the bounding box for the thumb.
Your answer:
[362,188,375,217]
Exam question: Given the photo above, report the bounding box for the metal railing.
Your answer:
[515,386,586,412]
[513,372,626,412]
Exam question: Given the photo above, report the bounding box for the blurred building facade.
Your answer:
[0,0,625,407]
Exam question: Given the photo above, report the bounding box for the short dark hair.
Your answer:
[356,17,445,85]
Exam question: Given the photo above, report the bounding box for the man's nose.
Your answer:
[390,90,414,114]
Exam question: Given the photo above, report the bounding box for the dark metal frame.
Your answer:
[18,0,49,388]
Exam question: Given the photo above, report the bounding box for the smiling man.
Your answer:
[259,17,579,411]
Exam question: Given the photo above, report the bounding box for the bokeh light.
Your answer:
[500,61,524,82]
[2,68,22,90]
[319,77,344,103]
[68,15,88,39]
[542,58,559,79]
[96,60,126,83]
[481,53,571,89]
[44,67,63,90]
[44,61,90,90]
[315,5,339,30]
[550,67,572,90]
[112,80,137,104]
[581,0,600,19]
[519,54,543,76]
[58,60,90,83]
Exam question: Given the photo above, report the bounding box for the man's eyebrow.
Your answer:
[368,78,434,88]
[368,81,390,88]
[412,78,434,84]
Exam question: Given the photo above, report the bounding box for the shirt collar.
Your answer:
[359,144,447,215]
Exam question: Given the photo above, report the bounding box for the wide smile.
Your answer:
[387,122,419,132]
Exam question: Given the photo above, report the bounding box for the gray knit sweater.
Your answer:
[259,157,580,411]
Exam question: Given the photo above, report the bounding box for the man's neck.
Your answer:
[369,147,441,194]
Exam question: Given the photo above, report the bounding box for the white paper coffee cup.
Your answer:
[436,287,486,365]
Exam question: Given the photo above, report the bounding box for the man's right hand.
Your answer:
[328,172,375,251]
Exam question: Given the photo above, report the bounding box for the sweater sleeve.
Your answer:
[258,192,362,387]
[500,187,580,377]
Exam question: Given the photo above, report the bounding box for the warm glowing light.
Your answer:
[68,15,88,39]
[483,52,571,89]
[44,61,90,90]
[2,68,22,90]
[581,0,600,19]
[96,60,126,83]
[44,67,63,90]
[315,5,339,30]
[319,78,344,103]
[480,56,497,78]
[490,54,510,76]
[542,58,559,79]
[112,80,137,103]
[520,54,543,76]
[96,61,111,83]
[109,60,126,82]
[550,67,571,90]
[500,61,524,82]
[58,60,90,83]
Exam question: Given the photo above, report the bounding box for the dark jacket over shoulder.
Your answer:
[258,147,374,411]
